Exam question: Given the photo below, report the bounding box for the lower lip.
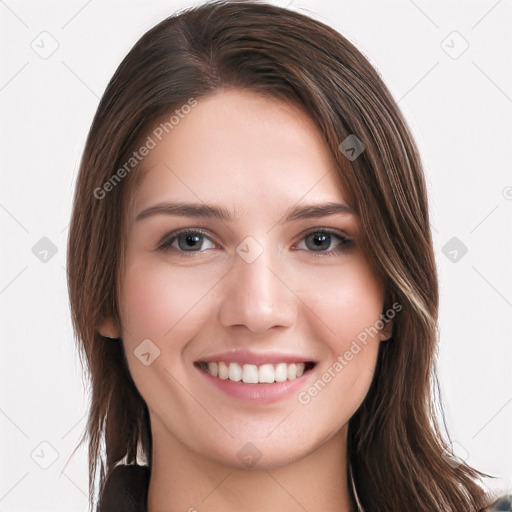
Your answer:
[197,366,314,404]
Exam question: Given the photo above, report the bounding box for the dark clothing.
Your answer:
[98,464,150,512]
[98,464,512,512]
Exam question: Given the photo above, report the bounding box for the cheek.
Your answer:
[298,257,385,347]
[119,258,218,347]
[293,259,384,415]
[118,259,221,408]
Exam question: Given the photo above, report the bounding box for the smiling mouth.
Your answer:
[195,360,316,384]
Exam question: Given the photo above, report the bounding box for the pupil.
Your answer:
[179,234,202,251]
[308,233,330,251]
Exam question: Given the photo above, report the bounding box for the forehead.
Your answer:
[130,89,350,219]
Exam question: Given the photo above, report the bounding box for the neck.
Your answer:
[147,422,355,512]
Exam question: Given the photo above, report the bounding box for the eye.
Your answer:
[295,229,354,256]
[157,227,354,257]
[158,229,217,254]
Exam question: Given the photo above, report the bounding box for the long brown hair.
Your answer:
[67,1,495,510]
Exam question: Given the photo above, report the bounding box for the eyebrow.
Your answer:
[136,200,355,224]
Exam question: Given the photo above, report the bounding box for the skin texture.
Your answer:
[99,89,392,512]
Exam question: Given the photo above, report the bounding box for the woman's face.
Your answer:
[103,89,391,470]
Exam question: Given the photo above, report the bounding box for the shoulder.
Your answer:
[98,464,150,512]
[482,494,512,511]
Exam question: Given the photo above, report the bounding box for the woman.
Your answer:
[66,1,511,511]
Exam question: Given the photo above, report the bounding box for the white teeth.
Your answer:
[242,364,259,384]
[218,361,229,380]
[202,361,311,383]
[229,362,242,381]
[258,364,275,383]
[207,361,218,377]
[275,363,287,382]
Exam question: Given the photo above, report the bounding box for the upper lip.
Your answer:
[195,350,315,366]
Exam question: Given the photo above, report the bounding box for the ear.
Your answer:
[97,316,121,339]
[379,292,398,342]
[379,317,394,342]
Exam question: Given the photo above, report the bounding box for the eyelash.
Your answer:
[157,227,354,258]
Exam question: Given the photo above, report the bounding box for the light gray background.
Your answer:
[1,1,511,510]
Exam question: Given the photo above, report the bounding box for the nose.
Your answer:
[218,243,297,334]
